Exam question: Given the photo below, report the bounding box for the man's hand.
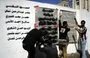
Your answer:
[74,17,76,20]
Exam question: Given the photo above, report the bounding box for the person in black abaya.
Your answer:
[22,28,48,58]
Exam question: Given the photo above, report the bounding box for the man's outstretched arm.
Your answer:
[74,17,81,27]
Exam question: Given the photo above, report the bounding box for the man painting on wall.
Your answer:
[59,21,70,58]
[74,17,87,58]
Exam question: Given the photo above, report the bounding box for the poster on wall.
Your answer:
[59,10,77,43]
[35,7,59,43]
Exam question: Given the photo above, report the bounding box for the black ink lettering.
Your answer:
[6,5,30,9]
[24,27,31,30]
[8,37,15,41]
[5,10,11,13]
[7,32,14,35]
[7,27,16,30]
[12,11,17,13]
[12,5,19,8]
[21,32,28,35]
[6,20,14,24]
[14,21,21,23]
[6,5,12,8]
[15,16,21,18]
[22,37,25,39]
[17,11,24,14]
[14,32,21,35]
[19,6,30,9]
[16,37,22,40]
[6,15,14,18]
[16,37,25,40]
[22,21,29,24]
[25,12,30,14]
[22,16,29,19]
[17,27,23,30]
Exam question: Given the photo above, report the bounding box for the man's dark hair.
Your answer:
[81,20,86,24]
[39,28,48,36]
[63,21,67,26]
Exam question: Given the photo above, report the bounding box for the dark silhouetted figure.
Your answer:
[22,28,48,58]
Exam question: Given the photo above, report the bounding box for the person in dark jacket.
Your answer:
[22,28,48,58]
[59,21,70,41]
[59,21,70,58]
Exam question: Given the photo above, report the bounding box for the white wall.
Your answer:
[0,0,84,58]
[0,1,36,58]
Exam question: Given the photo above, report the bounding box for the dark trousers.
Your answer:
[27,47,35,58]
